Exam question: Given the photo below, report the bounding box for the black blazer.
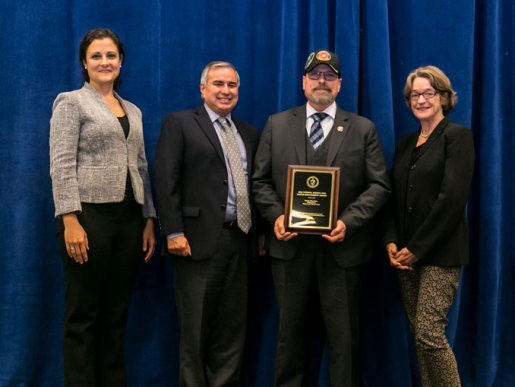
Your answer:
[384,117,475,266]
[154,105,260,261]
[252,104,391,268]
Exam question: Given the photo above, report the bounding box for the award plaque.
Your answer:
[284,165,339,234]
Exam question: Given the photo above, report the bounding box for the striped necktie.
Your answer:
[309,113,328,150]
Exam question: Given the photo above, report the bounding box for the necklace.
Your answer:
[419,132,430,138]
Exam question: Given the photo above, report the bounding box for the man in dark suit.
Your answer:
[252,50,391,386]
[155,61,261,387]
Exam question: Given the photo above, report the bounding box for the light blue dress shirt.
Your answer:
[305,101,337,139]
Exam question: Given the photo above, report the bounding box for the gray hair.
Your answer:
[200,61,240,87]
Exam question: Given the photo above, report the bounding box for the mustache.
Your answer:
[314,85,332,91]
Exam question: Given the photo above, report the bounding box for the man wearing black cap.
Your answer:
[252,50,390,386]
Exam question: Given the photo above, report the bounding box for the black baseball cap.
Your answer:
[304,49,340,77]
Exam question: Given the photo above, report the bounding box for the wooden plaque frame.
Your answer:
[284,165,340,234]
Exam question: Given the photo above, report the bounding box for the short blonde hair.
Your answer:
[403,65,457,115]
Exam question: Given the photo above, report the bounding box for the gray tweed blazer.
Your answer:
[50,82,156,218]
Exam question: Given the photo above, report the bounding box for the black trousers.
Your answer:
[172,226,248,387]
[57,196,144,387]
[271,235,360,387]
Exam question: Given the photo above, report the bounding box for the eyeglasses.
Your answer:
[307,71,338,81]
[409,90,439,101]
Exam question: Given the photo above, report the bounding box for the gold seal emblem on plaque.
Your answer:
[307,176,319,189]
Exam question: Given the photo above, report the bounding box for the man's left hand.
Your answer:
[322,220,346,243]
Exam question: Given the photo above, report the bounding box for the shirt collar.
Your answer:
[306,101,337,120]
[204,103,232,124]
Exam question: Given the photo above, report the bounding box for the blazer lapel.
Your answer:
[194,106,225,164]
[397,132,419,175]
[411,117,450,162]
[326,108,350,166]
[234,118,254,169]
[85,83,126,141]
[290,106,307,165]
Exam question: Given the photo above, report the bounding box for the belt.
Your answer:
[223,220,238,229]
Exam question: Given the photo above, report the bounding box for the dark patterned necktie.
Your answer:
[309,113,328,150]
[217,117,252,233]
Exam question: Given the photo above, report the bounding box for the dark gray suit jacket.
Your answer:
[252,104,391,268]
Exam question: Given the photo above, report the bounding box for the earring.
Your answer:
[84,66,87,69]
[119,65,122,68]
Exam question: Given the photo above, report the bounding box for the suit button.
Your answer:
[223,180,228,185]
[221,204,226,210]
[408,184,413,191]
[410,164,416,170]
[407,207,413,213]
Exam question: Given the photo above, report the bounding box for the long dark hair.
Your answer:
[79,28,125,90]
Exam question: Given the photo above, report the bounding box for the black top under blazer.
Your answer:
[384,117,475,266]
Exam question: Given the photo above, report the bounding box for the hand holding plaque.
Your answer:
[284,165,339,234]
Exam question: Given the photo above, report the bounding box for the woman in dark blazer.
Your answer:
[50,29,156,387]
[384,66,474,386]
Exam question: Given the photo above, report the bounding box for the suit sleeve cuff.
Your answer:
[167,232,185,240]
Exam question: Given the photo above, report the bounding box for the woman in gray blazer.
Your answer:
[50,29,156,387]
[384,66,475,386]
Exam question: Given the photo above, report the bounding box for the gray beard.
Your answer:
[308,90,335,106]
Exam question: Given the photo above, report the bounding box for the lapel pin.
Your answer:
[337,126,344,132]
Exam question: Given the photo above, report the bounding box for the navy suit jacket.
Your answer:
[155,105,260,260]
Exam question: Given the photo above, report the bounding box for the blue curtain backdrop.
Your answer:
[0,0,513,385]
